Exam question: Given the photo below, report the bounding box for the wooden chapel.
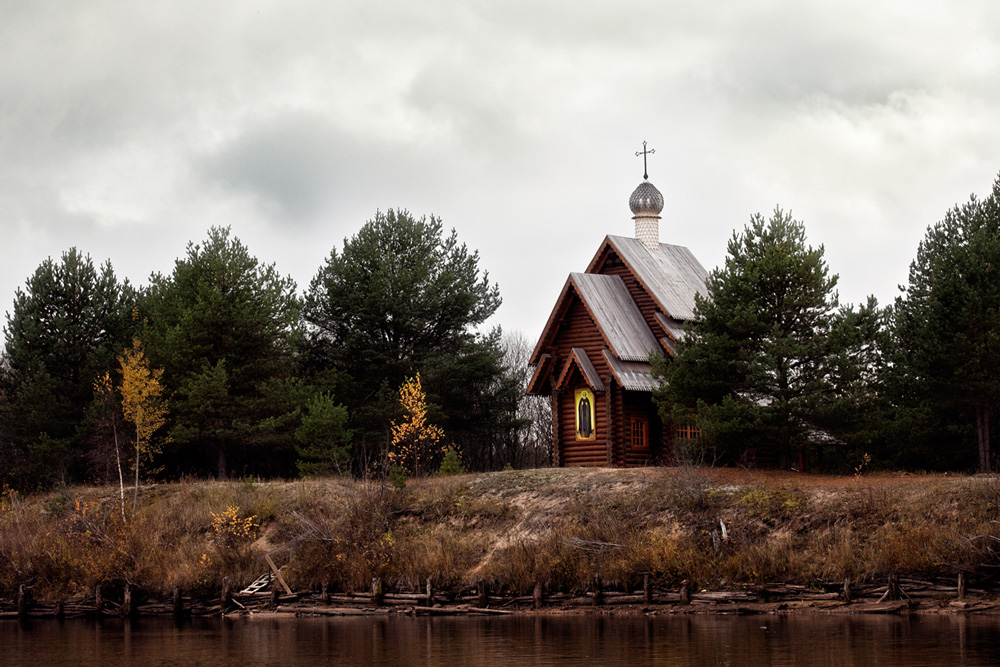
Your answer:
[526,150,708,466]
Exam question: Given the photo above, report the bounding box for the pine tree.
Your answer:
[655,208,880,468]
[294,392,352,476]
[303,209,508,470]
[141,226,301,479]
[0,249,133,488]
[893,173,1000,473]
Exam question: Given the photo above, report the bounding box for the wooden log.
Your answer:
[265,554,293,596]
[604,594,647,605]
[533,582,543,610]
[413,605,512,616]
[878,574,901,603]
[277,606,385,616]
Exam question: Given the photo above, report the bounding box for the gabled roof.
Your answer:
[587,235,708,321]
[655,312,688,342]
[572,273,661,362]
[525,353,553,395]
[602,350,659,392]
[660,336,676,356]
[529,273,661,365]
[555,348,605,392]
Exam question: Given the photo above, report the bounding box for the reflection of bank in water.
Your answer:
[5,612,1000,666]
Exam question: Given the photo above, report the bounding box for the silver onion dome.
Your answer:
[629,180,664,216]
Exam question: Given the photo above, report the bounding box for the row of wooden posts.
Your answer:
[3,572,979,620]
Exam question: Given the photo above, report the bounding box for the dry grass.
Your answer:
[3,468,1000,601]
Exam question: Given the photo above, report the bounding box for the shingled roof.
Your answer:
[528,233,707,396]
[588,235,708,321]
[529,273,661,366]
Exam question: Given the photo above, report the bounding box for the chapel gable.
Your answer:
[527,146,708,467]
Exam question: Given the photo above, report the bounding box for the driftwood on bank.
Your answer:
[1,572,996,620]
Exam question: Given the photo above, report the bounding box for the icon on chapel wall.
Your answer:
[575,389,595,440]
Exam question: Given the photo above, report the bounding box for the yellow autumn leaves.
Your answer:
[388,373,447,476]
[94,338,169,516]
[119,338,168,477]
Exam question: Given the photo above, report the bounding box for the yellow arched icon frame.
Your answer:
[575,389,596,441]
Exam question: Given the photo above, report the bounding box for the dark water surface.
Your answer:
[3,613,1000,666]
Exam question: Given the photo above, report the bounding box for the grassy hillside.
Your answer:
[1,468,998,602]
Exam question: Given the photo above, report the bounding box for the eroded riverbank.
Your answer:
[3,468,1000,618]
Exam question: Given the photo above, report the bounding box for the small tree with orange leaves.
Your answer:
[389,373,445,476]
[119,338,168,513]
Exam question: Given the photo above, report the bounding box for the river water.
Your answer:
[2,614,999,666]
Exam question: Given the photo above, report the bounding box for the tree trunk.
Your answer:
[114,412,125,522]
[977,401,992,474]
[133,424,140,515]
[217,446,228,480]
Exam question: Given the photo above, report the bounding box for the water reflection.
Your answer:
[2,613,999,666]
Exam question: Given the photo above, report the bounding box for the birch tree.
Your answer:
[119,339,168,511]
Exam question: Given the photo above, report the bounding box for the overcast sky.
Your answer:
[2,1,1000,341]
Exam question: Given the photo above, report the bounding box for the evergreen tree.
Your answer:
[0,249,134,488]
[892,174,1000,473]
[294,391,352,476]
[654,208,880,469]
[303,209,512,470]
[141,227,301,479]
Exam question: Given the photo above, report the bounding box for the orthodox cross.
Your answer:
[635,141,655,180]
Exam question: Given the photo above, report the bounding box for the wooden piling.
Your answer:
[643,574,652,605]
[533,582,543,610]
[425,578,433,607]
[842,577,852,603]
[878,573,901,603]
[321,582,330,605]
[477,581,488,608]
[591,575,604,606]
[172,587,184,619]
[17,584,30,620]
[221,576,232,612]
[371,578,383,606]
[95,584,103,615]
[121,584,134,618]
[958,572,967,599]
[679,582,691,605]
